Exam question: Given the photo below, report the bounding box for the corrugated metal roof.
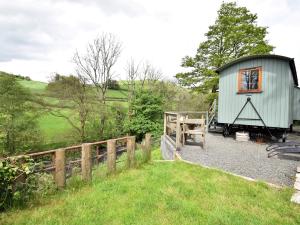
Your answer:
[216,54,298,86]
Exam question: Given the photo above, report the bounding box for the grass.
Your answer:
[1,150,299,225]
[38,112,72,143]
[18,79,48,95]
[16,78,129,147]
[106,88,128,98]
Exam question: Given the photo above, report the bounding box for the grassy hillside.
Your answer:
[18,79,48,94]
[15,77,129,147]
[1,160,299,225]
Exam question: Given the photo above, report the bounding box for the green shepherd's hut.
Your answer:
[214,55,300,139]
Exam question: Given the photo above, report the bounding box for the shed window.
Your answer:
[238,67,262,93]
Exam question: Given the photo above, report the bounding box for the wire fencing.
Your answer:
[2,134,153,189]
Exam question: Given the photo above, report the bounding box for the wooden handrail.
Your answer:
[1,136,131,160]
[0,133,152,190]
[165,111,207,115]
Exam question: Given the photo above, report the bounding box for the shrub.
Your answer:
[124,90,163,140]
[0,156,40,211]
[0,75,42,156]
[107,79,120,90]
[33,173,56,198]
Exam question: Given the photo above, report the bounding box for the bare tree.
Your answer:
[125,58,140,91]
[147,65,163,88]
[139,61,163,90]
[125,58,140,118]
[73,33,122,138]
[139,61,150,90]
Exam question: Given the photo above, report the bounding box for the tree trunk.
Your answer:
[99,116,105,139]
[99,96,106,139]
[80,119,85,142]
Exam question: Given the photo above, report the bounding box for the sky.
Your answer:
[0,0,299,82]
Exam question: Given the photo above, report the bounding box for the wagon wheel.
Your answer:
[223,125,230,137]
[281,131,288,143]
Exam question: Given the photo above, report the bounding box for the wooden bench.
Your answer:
[181,118,206,147]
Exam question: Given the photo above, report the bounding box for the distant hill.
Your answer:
[0,70,128,99]
[0,70,129,149]
[0,71,31,81]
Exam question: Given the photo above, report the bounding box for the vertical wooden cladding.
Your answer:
[218,58,293,128]
[293,87,300,120]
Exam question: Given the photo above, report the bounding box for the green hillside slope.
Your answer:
[0,71,128,148]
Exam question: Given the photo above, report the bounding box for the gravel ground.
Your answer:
[178,133,299,186]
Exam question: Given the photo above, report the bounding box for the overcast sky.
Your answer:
[0,0,299,82]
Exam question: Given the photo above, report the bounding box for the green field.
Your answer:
[1,157,299,225]
[16,79,129,147]
[37,112,72,143]
[18,79,48,94]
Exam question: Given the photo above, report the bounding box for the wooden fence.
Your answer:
[4,134,152,189]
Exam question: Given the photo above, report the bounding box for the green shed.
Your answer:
[216,55,299,135]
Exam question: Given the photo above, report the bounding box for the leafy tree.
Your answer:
[0,76,41,155]
[86,103,127,141]
[125,59,162,121]
[176,2,274,101]
[107,79,120,90]
[124,91,163,140]
[46,74,92,142]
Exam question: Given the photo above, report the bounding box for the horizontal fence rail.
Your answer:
[1,134,152,189]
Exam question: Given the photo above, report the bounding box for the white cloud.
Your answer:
[0,0,299,82]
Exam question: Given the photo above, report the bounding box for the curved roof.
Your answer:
[216,54,298,86]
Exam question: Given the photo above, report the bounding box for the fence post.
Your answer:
[51,153,56,178]
[55,148,66,188]
[144,133,152,162]
[107,139,116,174]
[163,113,167,135]
[81,143,92,182]
[206,111,209,132]
[127,136,136,168]
[176,113,181,149]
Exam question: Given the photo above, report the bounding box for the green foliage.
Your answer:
[1,71,209,153]
[0,156,38,211]
[176,2,274,100]
[32,173,56,198]
[107,79,120,90]
[103,103,127,138]
[85,103,127,141]
[0,76,42,155]
[0,156,56,211]
[124,91,163,140]
[46,74,94,142]
[0,71,31,81]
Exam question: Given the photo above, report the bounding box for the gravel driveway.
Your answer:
[178,133,299,186]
